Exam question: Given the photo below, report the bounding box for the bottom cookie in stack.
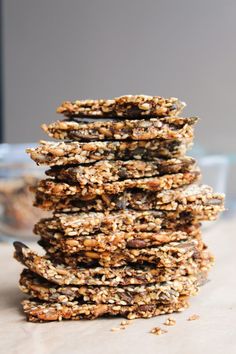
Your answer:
[21,298,190,322]
[14,240,213,322]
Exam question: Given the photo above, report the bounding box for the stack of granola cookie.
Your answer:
[13,95,224,322]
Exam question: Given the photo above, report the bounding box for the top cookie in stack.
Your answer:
[56,95,186,118]
[14,95,224,322]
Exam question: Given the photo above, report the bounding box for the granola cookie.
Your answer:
[27,139,192,166]
[21,297,189,322]
[20,269,199,305]
[42,116,197,141]
[35,210,198,237]
[35,225,201,253]
[13,242,213,286]
[35,171,200,200]
[33,184,225,216]
[46,156,196,184]
[57,95,185,118]
[41,239,201,268]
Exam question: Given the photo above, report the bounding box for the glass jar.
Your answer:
[0,143,50,241]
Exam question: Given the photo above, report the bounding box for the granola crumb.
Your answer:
[150,327,168,335]
[120,320,131,326]
[111,327,120,332]
[164,317,176,326]
[187,314,200,321]
[119,320,132,330]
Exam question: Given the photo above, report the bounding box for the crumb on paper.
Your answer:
[187,314,200,321]
[111,327,120,332]
[150,327,168,335]
[120,319,134,330]
[120,320,129,326]
[164,317,176,326]
[111,320,133,332]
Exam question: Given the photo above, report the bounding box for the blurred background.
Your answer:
[1,0,236,151]
[0,0,235,239]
